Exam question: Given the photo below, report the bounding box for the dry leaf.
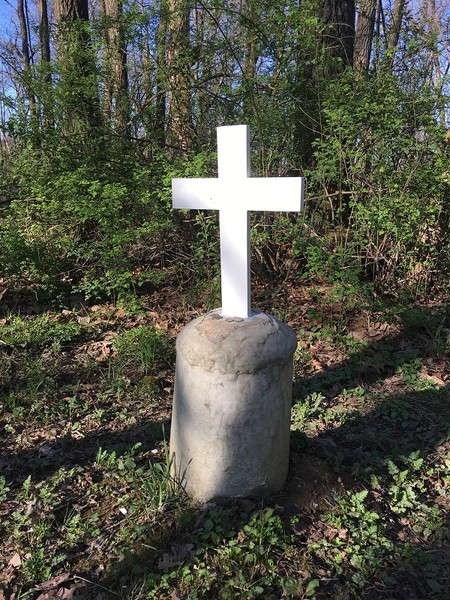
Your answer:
[349,329,367,342]
[8,553,21,568]
[237,530,247,543]
[324,526,338,541]
[77,316,91,326]
[157,543,195,570]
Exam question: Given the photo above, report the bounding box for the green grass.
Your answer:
[0,295,449,599]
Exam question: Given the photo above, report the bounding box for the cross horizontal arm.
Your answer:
[172,177,304,212]
[172,179,219,209]
[239,178,304,211]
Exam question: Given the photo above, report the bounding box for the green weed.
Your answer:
[395,358,438,391]
[113,325,170,375]
[292,392,326,429]
[0,475,10,501]
[0,314,83,349]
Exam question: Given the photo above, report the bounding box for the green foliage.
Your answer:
[0,314,82,349]
[292,392,326,427]
[148,507,294,599]
[309,72,450,293]
[0,475,10,502]
[385,454,425,515]
[161,150,222,307]
[0,0,449,303]
[310,489,394,589]
[0,141,174,301]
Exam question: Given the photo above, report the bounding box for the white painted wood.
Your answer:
[172,124,305,318]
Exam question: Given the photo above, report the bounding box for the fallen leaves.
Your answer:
[2,553,29,586]
[80,332,117,363]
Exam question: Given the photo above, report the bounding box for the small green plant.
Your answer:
[343,386,366,398]
[292,392,326,429]
[395,358,438,391]
[113,325,170,374]
[193,508,237,546]
[0,475,10,502]
[21,548,67,583]
[376,396,409,422]
[3,392,26,421]
[310,490,394,589]
[385,452,426,515]
[95,442,142,471]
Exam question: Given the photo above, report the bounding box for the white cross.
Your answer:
[172,125,305,319]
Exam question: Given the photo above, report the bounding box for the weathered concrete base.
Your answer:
[169,310,297,503]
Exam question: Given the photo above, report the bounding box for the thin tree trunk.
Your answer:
[38,0,51,64]
[100,0,130,137]
[387,0,406,53]
[37,0,53,130]
[165,0,192,155]
[18,0,31,70]
[353,0,377,74]
[17,0,35,108]
[155,0,168,145]
[242,0,257,116]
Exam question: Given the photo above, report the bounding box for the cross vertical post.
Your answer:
[217,125,251,318]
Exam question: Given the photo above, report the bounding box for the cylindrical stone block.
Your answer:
[169,310,297,503]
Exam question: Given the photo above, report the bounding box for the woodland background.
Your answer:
[0,0,449,305]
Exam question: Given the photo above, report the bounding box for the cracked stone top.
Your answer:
[176,310,297,374]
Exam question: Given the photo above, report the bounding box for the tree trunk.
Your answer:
[100,0,130,137]
[155,0,168,145]
[54,0,89,21]
[18,0,31,71]
[17,0,35,108]
[353,0,377,74]
[54,0,102,131]
[242,0,257,117]
[38,0,51,64]
[320,0,356,70]
[165,0,192,155]
[38,0,52,128]
[387,0,406,53]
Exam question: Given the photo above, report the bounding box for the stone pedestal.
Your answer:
[169,310,297,503]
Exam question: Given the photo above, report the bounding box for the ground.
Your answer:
[0,279,449,599]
